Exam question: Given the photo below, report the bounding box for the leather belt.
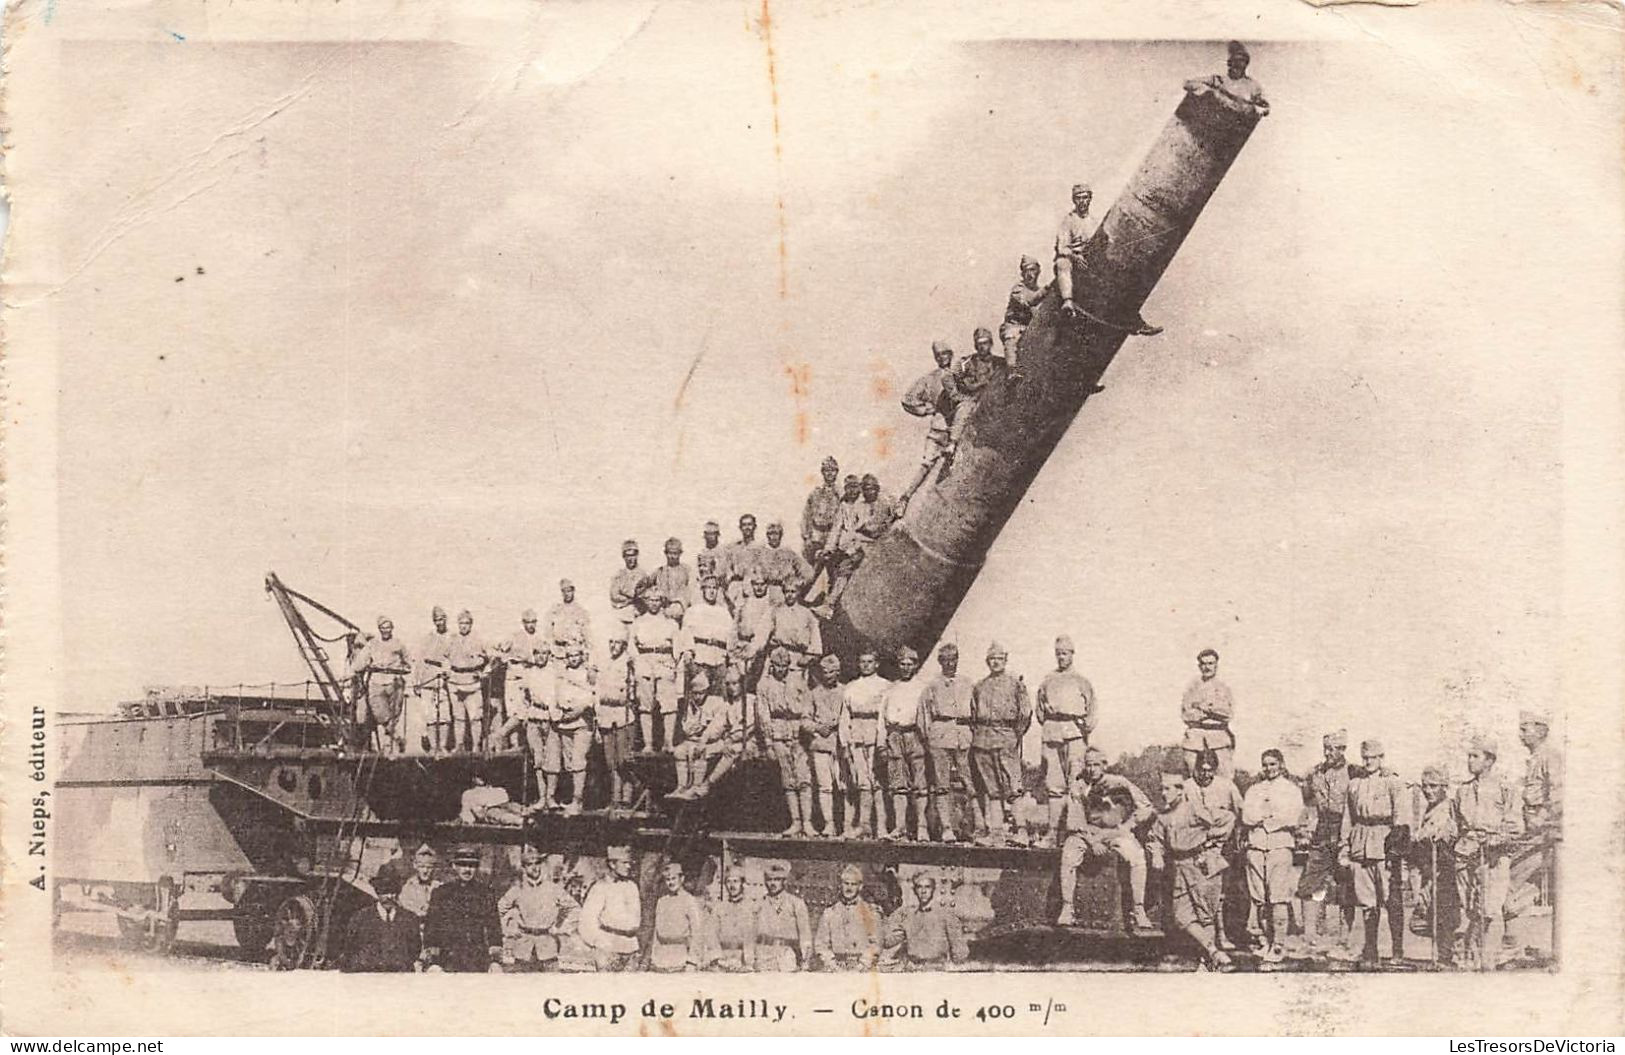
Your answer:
[849,710,879,719]
[935,716,973,725]
[757,935,800,948]
[638,646,674,654]
[451,664,485,673]
[520,924,556,935]
[694,636,728,649]
[369,667,411,676]
[602,923,641,938]
[979,718,1023,727]
[887,723,918,732]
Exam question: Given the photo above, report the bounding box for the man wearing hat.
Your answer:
[1000,254,1047,376]
[972,641,1032,846]
[813,474,896,616]
[498,845,572,971]
[806,654,846,837]
[1409,764,1462,965]
[732,574,775,686]
[443,610,491,753]
[1297,729,1358,952]
[814,865,882,970]
[696,521,725,589]
[759,520,811,606]
[1058,746,1156,931]
[678,575,735,695]
[920,643,979,843]
[1036,635,1097,846]
[897,340,967,518]
[672,670,729,799]
[801,455,843,564]
[413,606,454,755]
[804,474,865,609]
[757,576,822,676]
[546,579,593,662]
[1186,41,1269,114]
[423,845,502,972]
[1146,771,1231,969]
[540,639,596,815]
[839,648,892,838]
[597,628,637,811]
[339,869,422,972]
[1241,748,1303,963]
[1181,649,1237,777]
[749,859,812,970]
[579,845,642,971]
[881,871,968,970]
[347,616,412,754]
[610,540,653,637]
[398,842,443,920]
[956,327,1001,407]
[500,608,549,750]
[759,647,815,837]
[653,537,694,612]
[1339,739,1411,965]
[883,645,931,842]
[1454,735,1524,967]
[632,590,681,753]
[649,860,708,972]
[1510,708,1561,920]
[721,514,767,609]
[1054,182,1097,320]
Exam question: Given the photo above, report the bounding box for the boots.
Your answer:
[913,795,929,842]
[780,790,803,837]
[798,788,817,838]
[817,789,836,837]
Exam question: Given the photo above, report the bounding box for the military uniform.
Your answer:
[546,662,597,789]
[1059,771,1154,920]
[398,873,442,921]
[1522,735,1562,836]
[705,891,756,970]
[1036,667,1097,805]
[424,875,501,972]
[1180,676,1236,776]
[759,543,811,603]
[579,870,642,971]
[678,598,735,689]
[750,889,812,971]
[674,688,732,790]
[632,608,682,745]
[721,540,767,607]
[610,565,652,635]
[901,364,966,463]
[1341,766,1409,907]
[413,628,454,753]
[348,633,412,750]
[1242,774,1303,908]
[1298,758,1356,903]
[444,629,491,751]
[597,646,636,780]
[802,481,842,563]
[1147,796,1229,938]
[971,670,1030,817]
[732,590,774,677]
[840,671,893,834]
[760,603,822,672]
[1053,205,1098,305]
[650,888,708,971]
[1455,761,1523,955]
[1409,787,1462,963]
[759,670,812,792]
[814,898,883,970]
[884,675,931,838]
[806,672,844,833]
[1000,261,1046,368]
[546,600,593,660]
[919,669,976,838]
[881,897,968,969]
[653,562,694,612]
[499,873,572,970]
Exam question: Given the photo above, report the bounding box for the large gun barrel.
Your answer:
[827,86,1263,659]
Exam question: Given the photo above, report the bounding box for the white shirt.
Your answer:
[883,676,929,728]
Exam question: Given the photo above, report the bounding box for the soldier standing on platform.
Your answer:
[807,654,845,837]
[757,578,822,677]
[1340,739,1411,966]
[732,574,774,685]
[1183,749,1243,949]
[839,648,892,839]
[340,870,422,973]
[445,610,491,752]
[1410,765,1462,966]
[801,455,843,564]
[884,646,931,843]
[348,616,411,753]
[501,609,549,749]
[814,865,882,971]
[760,521,810,605]
[750,860,812,971]
[579,846,643,971]
[1454,736,1524,968]
[423,846,502,973]
[1241,748,1303,963]
[999,254,1046,377]
[678,575,735,692]
[920,643,979,843]
[498,845,573,972]
[760,647,814,837]
[653,537,694,612]
[1297,729,1357,952]
[542,640,596,815]
[881,873,968,970]
[971,641,1031,846]
[1181,649,1237,776]
[1511,709,1561,913]
[650,861,707,972]
[721,514,766,608]
[1035,635,1096,846]
[546,579,592,661]
[1146,772,1231,969]
[597,630,637,811]
[398,842,442,922]
[632,592,681,753]
[413,606,453,754]
[697,521,725,594]
[610,540,652,640]
[1057,747,1156,931]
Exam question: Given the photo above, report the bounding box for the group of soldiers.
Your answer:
[342,843,969,973]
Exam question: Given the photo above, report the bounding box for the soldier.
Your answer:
[881,873,968,970]
[971,641,1031,846]
[413,606,453,754]
[697,520,725,591]
[398,842,442,921]
[1410,764,1463,966]
[759,520,811,605]
[597,629,637,811]
[498,844,573,972]
[732,574,775,684]
[579,845,642,971]
[839,648,892,838]
[750,860,812,971]
[340,870,422,972]
[1454,735,1524,968]
[759,647,814,837]
[1146,772,1231,969]
[999,254,1046,376]
[671,671,727,799]
[555,867,594,972]
[1035,635,1097,847]
[546,579,593,662]
[756,577,822,676]
[812,474,893,615]
[1241,748,1303,963]
[705,869,755,971]
[610,540,652,639]
[1183,749,1243,949]
[1053,181,1163,333]
[459,765,513,823]
[1510,708,1561,912]
[650,861,707,972]
[348,616,411,754]
[883,645,931,842]
[1339,739,1412,966]
[1297,729,1357,952]
[801,455,843,564]
[542,639,596,815]
[1057,747,1156,931]
[653,537,693,612]
[678,575,735,693]
[1185,41,1270,115]
[806,654,845,837]
[502,609,550,750]
[1181,648,1236,776]
[721,514,767,608]
[423,845,502,973]
[683,666,763,800]
[956,327,1000,407]
[897,341,966,517]
[813,865,882,971]
[444,610,490,752]
[631,592,681,753]
[919,643,978,843]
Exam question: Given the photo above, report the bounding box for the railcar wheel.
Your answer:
[270,894,319,970]
[232,901,277,954]
[146,878,179,954]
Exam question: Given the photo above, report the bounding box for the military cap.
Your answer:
[559,578,574,590]
[665,600,686,619]
[770,645,792,665]
[371,870,404,896]
[522,608,538,621]
[1361,739,1385,755]
[690,671,712,694]
[931,339,953,355]
[665,536,682,549]
[1083,746,1109,762]
[838,864,864,883]
[1019,254,1041,270]
[606,845,633,863]
[986,641,1008,658]
[843,473,860,486]
[451,845,481,866]
[1054,634,1075,651]
[700,575,720,588]
[564,637,587,654]
[819,653,842,671]
[1420,765,1448,785]
[1323,729,1349,749]
[821,455,839,470]
[1197,648,1219,662]
[457,609,473,621]
[621,539,639,553]
[896,645,920,662]
[910,872,938,887]
[520,843,546,864]
[412,842,439,860]
[973,326,993,342]
[1071,182,1092,195]
[739,513,757,524]
[432,606,447,619]
[861,473,879,486]
[1228,40,1249,59]
[766,520,784,532]
[938,642,959,658]
[782,574,804,592]
[376,616,393,629]
[764,859,792,879]
[748,572,766,585]
[1469,735,1498,756]
[1519,708,1551,727]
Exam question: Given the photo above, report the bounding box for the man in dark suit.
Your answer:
[424,845,503,972]
[339,870,421,972]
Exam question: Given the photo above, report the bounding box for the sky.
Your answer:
[28,3,1622,779]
